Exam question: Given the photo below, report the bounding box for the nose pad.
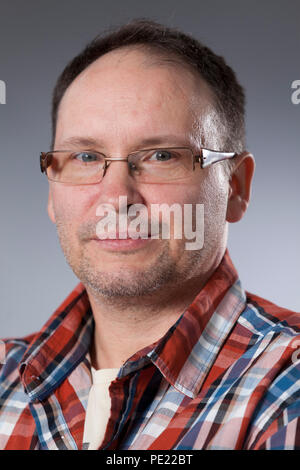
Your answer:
[102,159,133,179]
[95,159,144,211]
[102,160,109,178]
[128,161,138,172]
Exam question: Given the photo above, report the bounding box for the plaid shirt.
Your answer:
[0,251,299,450]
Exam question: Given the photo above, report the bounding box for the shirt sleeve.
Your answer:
[245,347,300,450]
[252,414,300,450]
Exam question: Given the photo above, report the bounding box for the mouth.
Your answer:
[91,231,159,252]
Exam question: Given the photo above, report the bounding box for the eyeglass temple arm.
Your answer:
[198,149,236,168]
[40,152,51,173]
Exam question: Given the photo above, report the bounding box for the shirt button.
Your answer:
[30,375,41,386]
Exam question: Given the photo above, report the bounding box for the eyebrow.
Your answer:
[57,135,194,150]
[58,137,101,148]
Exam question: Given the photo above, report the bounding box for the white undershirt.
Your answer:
[83,366,119,450]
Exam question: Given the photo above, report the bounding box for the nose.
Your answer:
[95,159,144,212]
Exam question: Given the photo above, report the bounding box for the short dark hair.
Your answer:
[51,19,246,156]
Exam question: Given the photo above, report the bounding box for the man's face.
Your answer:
[48,48,230,299]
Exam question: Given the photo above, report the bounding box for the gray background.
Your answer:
[0,0,299,338]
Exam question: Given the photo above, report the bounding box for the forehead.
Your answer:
[55,48,214,148]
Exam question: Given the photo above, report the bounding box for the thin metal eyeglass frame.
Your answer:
[40,147,236,183]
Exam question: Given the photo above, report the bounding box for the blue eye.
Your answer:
[73,152,100,163]
[149,150,173,162]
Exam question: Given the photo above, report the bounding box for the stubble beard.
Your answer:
[77,243,178,298]
[53,188,227,306]
[55,220,208,303]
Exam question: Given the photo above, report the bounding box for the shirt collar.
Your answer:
[19,284,94,402]
[118,250,247,398]
[20,250,246,402]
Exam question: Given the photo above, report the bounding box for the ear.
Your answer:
[226,151,255,223]
[47,189,56,224]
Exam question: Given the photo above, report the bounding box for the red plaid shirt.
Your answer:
[0,251,299,450]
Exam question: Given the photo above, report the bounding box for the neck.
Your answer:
[86,268,215,370]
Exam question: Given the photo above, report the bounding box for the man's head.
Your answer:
[51,19,246,157]
[46,19,254,301]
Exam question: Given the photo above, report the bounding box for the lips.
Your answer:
[90,234,157,252]
[99,232,148,240]
[94,229,160,240]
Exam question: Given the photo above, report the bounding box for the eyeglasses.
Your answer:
[40,147,236,185]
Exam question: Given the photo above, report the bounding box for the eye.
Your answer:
[72,152,101,163]
[148,150,174,162]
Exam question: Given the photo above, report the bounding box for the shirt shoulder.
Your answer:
[0,333,40,449]
[244,291,300,335]
[0,332,37,393]
[233,293,300,449]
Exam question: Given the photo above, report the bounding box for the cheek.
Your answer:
[52,186,93,218]
[162,170,229,241]
[200,171,230,239]
[145,185,202,247]
[50,185,99,227]
[145,183,200,206]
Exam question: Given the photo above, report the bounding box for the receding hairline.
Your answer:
[51,19,246,158]
[55,43,219,149]
[59,44,216,101]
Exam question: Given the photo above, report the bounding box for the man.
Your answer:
[0,19,299,451]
